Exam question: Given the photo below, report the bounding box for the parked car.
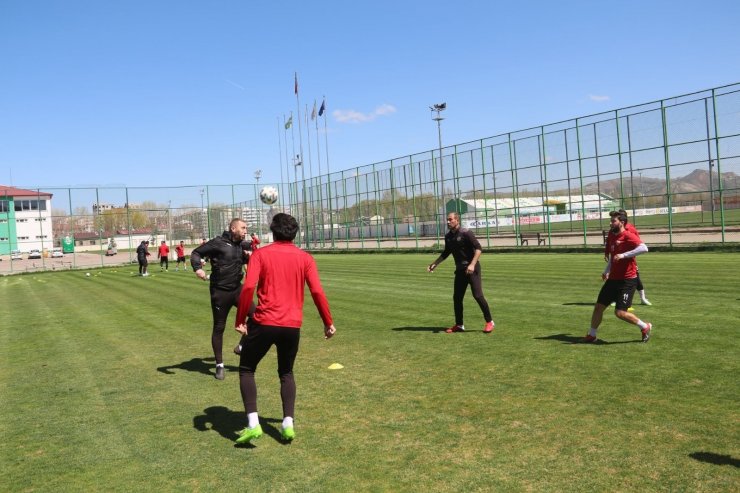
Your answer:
[28,249,42,259]
[51,248,64,258]
[11,249,22,260]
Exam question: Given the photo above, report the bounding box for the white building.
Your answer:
[0,185,54,254]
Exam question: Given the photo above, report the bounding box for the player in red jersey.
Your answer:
[232,213,336,444]
[175,241,186,271]
[157,241,170,271]
[586,211,653,343]
[605,210,651,305]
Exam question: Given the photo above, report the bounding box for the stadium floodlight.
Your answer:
[430,102,447,218]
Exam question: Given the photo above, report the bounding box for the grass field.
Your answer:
[1,253,739,492]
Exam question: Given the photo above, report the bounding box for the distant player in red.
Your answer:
[157,241,170,271]
[175,241,186,271]
[232,213,336,444]
[250,232,261,249]
[586,211,652,343]
[605,210,651,305]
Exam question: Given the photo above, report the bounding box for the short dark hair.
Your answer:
[610,209,629,223]
[270,213,299,241]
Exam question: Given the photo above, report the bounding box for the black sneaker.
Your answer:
[215,366,225,380]
[233,344,241,355]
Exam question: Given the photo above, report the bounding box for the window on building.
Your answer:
[34,218,46,222]
[35,235,48,239]
[17,218,28,223]
[18,236,29,240]
[0,200,7,212]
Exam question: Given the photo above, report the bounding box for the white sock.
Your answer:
[248,412,259,429]
[459,325,465,330]
[237,344,242,352]
[636,320,648,330]
[216,363,224,368]
[282,417,294,429]
[639,290,647,299]
[588,328,597,337]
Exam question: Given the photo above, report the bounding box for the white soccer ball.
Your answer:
[259,186,279,205]
[86,273,91,277]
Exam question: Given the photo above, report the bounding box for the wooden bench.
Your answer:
[519,232,546,246]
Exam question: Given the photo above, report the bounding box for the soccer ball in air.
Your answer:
[259,186,279,205]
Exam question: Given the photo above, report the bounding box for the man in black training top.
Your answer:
[190,219,252,380]
[427,212,495,334]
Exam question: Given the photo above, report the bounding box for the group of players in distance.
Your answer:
[184,204,652,446]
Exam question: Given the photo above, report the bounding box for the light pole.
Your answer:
[638,171,645,210]
[254,169,263,237]
[199,188,206,239]
[294,154,308,248]
[430,103,447,215]
[709,159,715,225]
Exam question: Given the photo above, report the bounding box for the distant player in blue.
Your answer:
[428,212,495,334]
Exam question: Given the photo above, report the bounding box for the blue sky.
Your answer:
[1,0,739,190]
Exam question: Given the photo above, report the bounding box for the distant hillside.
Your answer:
[579,168,739,197]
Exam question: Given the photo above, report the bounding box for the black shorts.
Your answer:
[597,278,637,310]
[177,256,186,262]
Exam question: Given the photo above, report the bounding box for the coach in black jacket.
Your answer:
[191,218,252,380]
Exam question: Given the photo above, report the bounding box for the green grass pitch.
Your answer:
[1,253,738,492]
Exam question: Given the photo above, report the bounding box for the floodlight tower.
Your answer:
[430,102,447,213]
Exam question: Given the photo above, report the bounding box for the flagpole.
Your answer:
[289,111,299,219]
[305,105,315,248]
[283,115,291,209]
[276,117,286,210]
[313,100,324,247]
[321,97,334,247]
[294,72,309,249]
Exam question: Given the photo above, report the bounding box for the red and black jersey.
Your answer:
[158,244,169,258]
[606,229,643,280]
[441,228,482,271]
[235,241,332,329]
[605,222,640,256]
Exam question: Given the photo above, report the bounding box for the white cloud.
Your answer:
[333,104,397,123]
[588,94,610,102]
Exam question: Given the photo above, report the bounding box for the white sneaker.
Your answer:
[641,298,652,306]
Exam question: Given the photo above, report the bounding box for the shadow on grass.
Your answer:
[534,333,643,345]
[562,302,594,306]
[391,326,451,333]
[193,406,286,447]
[689,451,740,467]
[156,357,239,378]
